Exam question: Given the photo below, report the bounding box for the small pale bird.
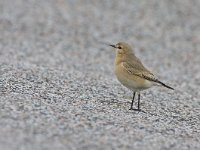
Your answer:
[109,42,174,111]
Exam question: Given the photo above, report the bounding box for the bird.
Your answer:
[108,42,174,111]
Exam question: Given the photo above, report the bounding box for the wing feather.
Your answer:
[121,61,159,82]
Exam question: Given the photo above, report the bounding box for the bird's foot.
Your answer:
[129,107,141,111]
[129,107,134,110]
[129,108,146,113]
[132,108,141,111]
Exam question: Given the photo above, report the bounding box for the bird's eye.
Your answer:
[118,46,122,49]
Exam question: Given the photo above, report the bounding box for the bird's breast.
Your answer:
[114,64,153,91]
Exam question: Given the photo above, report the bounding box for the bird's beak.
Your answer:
[109,44,116,48]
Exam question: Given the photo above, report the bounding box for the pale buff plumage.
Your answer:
[109,42,174,111]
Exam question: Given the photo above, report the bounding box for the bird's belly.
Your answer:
[115,67,153,91]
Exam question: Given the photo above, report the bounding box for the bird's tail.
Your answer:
[157,81,174,90]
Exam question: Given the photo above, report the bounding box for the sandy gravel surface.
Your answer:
[0,0,200,149]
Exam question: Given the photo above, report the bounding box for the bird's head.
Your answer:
[109,42,133,55]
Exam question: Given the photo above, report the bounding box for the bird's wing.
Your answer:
[122,61,159,82]
[122,60,174,90]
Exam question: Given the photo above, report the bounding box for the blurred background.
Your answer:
[0,0,200,149]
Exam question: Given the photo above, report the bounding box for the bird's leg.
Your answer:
[129,92,136,110]
[137,92,141,111]
[131,92,141,111]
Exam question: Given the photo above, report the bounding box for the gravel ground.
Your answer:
[0,0,200,149]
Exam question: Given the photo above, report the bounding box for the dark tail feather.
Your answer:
[158,81,174,90]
